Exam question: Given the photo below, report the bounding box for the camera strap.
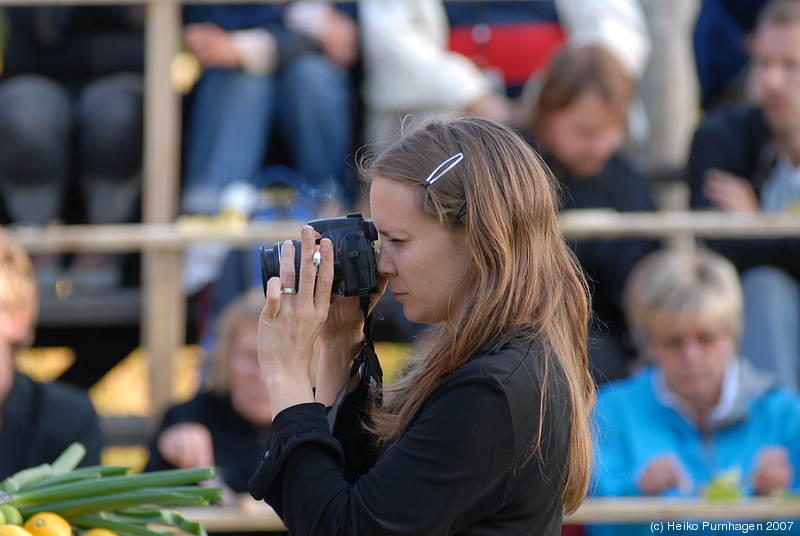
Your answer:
[326,309,383,432]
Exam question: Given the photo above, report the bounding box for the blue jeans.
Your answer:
[739,266,800,391]
[181,54,354,215]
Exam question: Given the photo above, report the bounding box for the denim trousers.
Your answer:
[739,266,800,391]
[181,54,354,216]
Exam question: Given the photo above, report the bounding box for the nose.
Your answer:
[678,337,704,365]
[376,247,395,278]
[757,62,786,94]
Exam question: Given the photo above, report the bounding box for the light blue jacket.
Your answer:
[587,359,800,536]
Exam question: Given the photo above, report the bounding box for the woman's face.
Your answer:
[539,88,625,177]
[370,175,471,326]
[646,317,736,414]
[228,319,272,427]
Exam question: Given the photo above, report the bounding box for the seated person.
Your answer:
[522,44,659,384]
[0,231,103,478]
[687,0,800,391]
[180,2,359,295]
[589,247,800,536]
[0,6,144,290]
[358,0,651,149]
[145,287,277,502]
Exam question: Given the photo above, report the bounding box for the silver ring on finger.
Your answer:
[281,287,297,295]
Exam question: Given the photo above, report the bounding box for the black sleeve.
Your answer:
[248,377,524,536]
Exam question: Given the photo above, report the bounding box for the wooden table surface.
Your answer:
[178,496,800,532]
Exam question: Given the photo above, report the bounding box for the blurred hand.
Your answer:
[702,168,761,212]
[185,23,242,70]
[752,446,793,495]
[320,9,358,69]
[638,455,693,495]
[465,92,516,126]
[157,422,215,469]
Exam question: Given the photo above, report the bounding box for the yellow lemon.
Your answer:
[0,525,35,536]
[81,530,118,536]
[0,507,23,527]
[23,513,72,536]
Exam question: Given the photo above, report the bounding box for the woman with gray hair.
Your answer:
[145,287,280,502]
[589,247,800,536]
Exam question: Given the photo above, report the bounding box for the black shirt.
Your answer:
[0,371,103,478]
[249,333,572,535]
[145,391,270,493]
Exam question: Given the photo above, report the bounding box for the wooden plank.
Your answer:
[565,497,800,524]
[5,211,800,254]
[142,0,182,418]
[176,497,800,532]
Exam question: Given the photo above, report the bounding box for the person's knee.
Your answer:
[281,54,349,102]
[741,266,799,298]
[0,75,72,172]
[78,74,144,176]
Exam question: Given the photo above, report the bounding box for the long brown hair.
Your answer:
[528,45,634,137]
[359,116,595,513]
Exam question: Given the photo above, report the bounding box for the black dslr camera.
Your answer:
[259,213,380,298]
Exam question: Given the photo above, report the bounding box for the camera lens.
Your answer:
[259,241,302,295]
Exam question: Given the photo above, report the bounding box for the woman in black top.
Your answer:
[249,116,596,535]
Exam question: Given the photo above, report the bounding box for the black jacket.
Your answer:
[249,331,572,535]
[0,371,103,478]
[687,105,800,278]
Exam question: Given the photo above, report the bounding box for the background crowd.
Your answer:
[2,0,800,534]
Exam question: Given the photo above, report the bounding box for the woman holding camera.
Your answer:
[249,116,596,535]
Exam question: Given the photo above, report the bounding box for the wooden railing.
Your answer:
[3,0,800,427]
[176,496,800,532]
[7,210,800,417]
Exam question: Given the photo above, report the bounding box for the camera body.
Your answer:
[259,213,380,297]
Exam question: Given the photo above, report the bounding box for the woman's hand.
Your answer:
[185,23,242,70]
[258,226,335,419]
[157,422,215,469]
[315,273,388,406]
[638,455,693,496]
[752,446,793,495]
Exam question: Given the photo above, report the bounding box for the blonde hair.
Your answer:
[206,287,266,395]
[359,116,595,513]
[0,231,38,353]
[623,248,743,352]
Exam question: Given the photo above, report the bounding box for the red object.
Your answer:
[449,22,566,89]
[561,524,586,536]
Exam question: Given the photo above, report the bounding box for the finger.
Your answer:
[297,226,317,300]
[314,238,335,310]
[279,240,297,292]
[262,276,283,320]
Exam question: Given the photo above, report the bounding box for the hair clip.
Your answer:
[423,152,464,187]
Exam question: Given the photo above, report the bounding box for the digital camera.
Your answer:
[259,213,379,297]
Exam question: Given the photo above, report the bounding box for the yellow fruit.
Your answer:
[0,507,22,527]
[23,513,72,536]
[81,530,118,536]
[0,525,35,536]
